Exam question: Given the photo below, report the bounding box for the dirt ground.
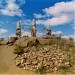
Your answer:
[0,45,75,75]
[0,45,36,75]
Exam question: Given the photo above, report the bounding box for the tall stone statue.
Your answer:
[46,26,51,36]
[31,19,36,37]
[16,21,21,37]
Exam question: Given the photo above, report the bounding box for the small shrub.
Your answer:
[27,39,42,47]
[14,45,24,55]
[36,63,45,75]
[58,65,71,74]
[27,40,34,47]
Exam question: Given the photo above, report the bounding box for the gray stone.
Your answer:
[15,59,21,66]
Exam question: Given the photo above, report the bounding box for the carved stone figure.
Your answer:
[16,21,21,37]
[46,26,51,36]
[31,19,36,37]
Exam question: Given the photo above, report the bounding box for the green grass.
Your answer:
[36,63,45,75]
[13,45,24,55]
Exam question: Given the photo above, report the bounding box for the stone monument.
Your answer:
[16,21,21,37]
[46,26,51,36]
[31,19,36,37]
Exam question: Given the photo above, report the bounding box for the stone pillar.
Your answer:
[16,21,21,37]
[31,19,36,37]
[46,27,51,36]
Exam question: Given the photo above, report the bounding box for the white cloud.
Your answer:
[51,31,63,37]
[52,31,62,35]
[6,0,16,3]
[0,0,25,17]
[62,35,75,41]
[43,1,74,16]
[36,32,45,37]
[21,30,62,37]
[36,14,70,26]
[35,1,75,26]
[34,13,46,18]
[8,34,16,38]
[0,3,23,16]
[22,30,31,37]
[36,20,43,25]
[0,29,8,35]
[22,30,45,37]
[20,19,32,25]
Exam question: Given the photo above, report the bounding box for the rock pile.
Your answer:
[14,44,71,73]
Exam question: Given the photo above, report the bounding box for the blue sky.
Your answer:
[0,0,75,39]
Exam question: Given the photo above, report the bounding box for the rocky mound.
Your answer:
[0,37,18,46]
[14,38,74,73]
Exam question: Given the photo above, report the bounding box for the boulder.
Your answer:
[15,58,21,66]
[1,39,9,45]
[9,37,18,43]
[32,60,38,65]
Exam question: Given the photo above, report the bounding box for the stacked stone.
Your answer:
[16,21,21,37]
[31,19,36,37]
[14,45,70,73]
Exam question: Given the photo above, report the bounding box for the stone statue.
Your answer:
[31,19,36,37]
[16,21,21,37]
[46,26,51,36]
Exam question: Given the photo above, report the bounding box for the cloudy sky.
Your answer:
[0,0,75,39]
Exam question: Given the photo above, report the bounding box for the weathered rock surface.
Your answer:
[13,37,74,73]
[14,45,70,73]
